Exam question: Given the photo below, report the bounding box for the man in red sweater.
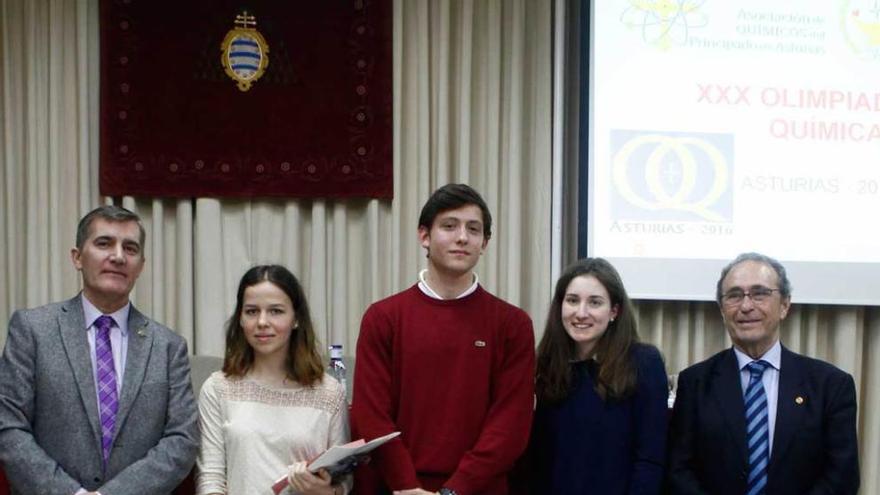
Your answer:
[351,184,535,495]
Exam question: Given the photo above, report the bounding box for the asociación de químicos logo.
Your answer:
[620,0,709,50]
[842,0,880,60]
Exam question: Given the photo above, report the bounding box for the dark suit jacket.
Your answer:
[0,295,199,495]
[666,345,859,495]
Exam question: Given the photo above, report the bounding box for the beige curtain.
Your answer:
[1,0,877,492]
[0,0,553,354]
[0,0,100,337]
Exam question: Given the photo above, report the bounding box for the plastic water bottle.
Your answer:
[328,344,347,394]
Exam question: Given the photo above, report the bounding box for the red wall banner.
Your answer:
[100,0,392,199]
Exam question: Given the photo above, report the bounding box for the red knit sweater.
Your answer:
[351,285,535,494]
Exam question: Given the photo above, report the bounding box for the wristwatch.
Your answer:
[438,489,458,495]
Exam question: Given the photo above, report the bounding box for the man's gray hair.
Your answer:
[716,252,792,303]
[76,205,145,253]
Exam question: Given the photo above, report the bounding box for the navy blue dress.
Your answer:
[529,344,668,495]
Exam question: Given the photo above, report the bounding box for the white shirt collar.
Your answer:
[417,269,479,300]
[81,293,131,336]
[734,339,782,371]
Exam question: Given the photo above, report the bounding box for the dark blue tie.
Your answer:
[745,360,771,495]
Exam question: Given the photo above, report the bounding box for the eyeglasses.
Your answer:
[721,286,781,306]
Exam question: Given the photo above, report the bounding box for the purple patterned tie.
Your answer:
[95,315,119,464]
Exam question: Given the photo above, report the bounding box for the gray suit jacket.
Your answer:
[0,295,200,495]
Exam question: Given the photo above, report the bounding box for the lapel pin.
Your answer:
[795,396,804,405]
[137,327,147,337]
[474,340,486,348]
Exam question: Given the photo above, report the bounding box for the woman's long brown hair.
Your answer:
[223,264,324,386]
[536,258,640,403]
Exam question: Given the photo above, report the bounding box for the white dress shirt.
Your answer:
[81,295,130,408]
[77,295,131,495]
[417,268,479,300]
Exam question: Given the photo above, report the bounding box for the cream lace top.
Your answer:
[196,371,350,494]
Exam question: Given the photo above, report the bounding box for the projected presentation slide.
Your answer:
[586,1,880,304]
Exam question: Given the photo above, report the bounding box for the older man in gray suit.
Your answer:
[0,205,199,495]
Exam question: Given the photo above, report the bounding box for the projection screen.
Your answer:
[581,0,880,305]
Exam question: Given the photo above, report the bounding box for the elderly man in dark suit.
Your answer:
[0,205,199,495]
[666,252,859,495]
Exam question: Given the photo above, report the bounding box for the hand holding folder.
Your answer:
[272,432,402,494]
